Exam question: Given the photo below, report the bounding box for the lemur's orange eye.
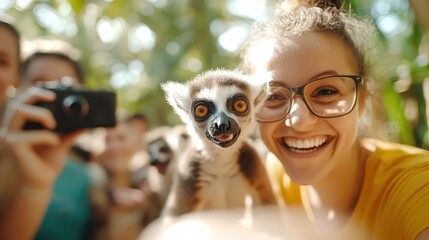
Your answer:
[192,100,213,122]
[233,99,248,113]
[195,104,209,118]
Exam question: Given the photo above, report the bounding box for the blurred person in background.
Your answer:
[20,51,84,88]
[0,21,21,200]
[127,113,151,173]
[95,115,161,240]
[127,113,149,137]
[0,21,19,105]
[5,50,110,240]
[0,22,85,239]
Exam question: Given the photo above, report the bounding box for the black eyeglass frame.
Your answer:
[257,75,364,123]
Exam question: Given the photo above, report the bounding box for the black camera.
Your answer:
[24,81,117,132]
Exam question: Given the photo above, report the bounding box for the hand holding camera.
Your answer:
[0,86,82,190]
[23,79,117,132]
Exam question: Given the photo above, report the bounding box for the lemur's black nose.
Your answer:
[211,112,238,135]
[215,120,231,133]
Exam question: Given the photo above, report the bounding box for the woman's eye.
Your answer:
[313,87,339,97]
[266,93,284,101]
[264,92,288,108]
[233,99,248,113]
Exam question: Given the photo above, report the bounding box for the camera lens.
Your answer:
[63,95,89,118]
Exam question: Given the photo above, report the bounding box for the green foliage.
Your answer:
[349,0,429,148]
[68,0,85,14]
[382,82,415,146]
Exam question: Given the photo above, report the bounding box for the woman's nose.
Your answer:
[284,97,318,131]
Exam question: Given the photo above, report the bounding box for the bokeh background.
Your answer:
[1,0,429,148]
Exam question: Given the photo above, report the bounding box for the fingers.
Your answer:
[5,130,60,146]
[7,104,56,131]
[9,132,67,189]
[15,87,55,105]
[0,87,56,133]
[10,130,84,161]
[0,88,72,190]
[7,130,63,171]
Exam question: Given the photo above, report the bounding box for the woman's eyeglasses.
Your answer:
[256,75,363,123]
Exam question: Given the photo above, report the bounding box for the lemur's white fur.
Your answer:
[161,69,276,217]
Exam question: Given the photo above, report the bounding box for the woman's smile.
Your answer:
[282,136,330,153]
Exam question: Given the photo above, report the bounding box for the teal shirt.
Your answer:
[35,157,91,240]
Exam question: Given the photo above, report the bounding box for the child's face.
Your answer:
[256,33,363,185]
[0,26,19,105]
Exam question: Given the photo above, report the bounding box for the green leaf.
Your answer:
[69,0,85,14]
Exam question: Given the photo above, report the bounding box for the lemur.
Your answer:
[161,69,277,217]
[144,125,189,207]
[146,125,189,175]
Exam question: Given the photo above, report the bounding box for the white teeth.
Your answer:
[284,137,327,150]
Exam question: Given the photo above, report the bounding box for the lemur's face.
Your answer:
[192,89,250,148]
[147,138,172,174]
[162,69,266,150]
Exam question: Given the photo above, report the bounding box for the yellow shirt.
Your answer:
[266,139,429,239]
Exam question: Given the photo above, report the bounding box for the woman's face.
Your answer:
[22,56,79,87]
[256,33,363,185]
[0,26,19,105]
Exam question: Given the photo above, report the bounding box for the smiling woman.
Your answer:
[240,0,429,239]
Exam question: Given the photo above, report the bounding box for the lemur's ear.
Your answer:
[161,82,192,124]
